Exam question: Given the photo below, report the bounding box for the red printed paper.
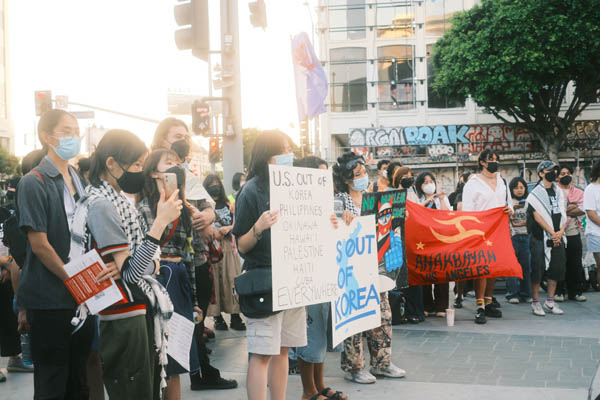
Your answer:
[64,262,111,304]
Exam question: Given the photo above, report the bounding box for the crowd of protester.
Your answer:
[0,109,599,400]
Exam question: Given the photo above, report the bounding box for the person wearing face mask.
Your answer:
[555,165,587,302]
[391,166,418,203]
[527,160,567,317]
[414,172,450,318]
[75,130,182,399]
[138,149,229,399]
[332,152,406,385]
[368,159,390,193]
[233,130,308,400]
[203,174,245,332]
[152,118,235,392]
[462,149,513,324]
[15,109,96,399]
[506,177,532,304]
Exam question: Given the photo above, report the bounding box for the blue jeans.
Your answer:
[506,234,532,300]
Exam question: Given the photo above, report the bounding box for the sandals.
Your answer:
[308,395,327,400]
[321,387,348,400]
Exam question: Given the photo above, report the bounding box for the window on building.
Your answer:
[377,45,415,110]
[427,44,464,108]
[375,0,414,39]
[425,0,464,36]
[329,47,368,112]
[328,0,366,41]
[0,137,9,150]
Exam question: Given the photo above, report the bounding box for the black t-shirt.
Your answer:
[528,187,562,240]
[232,176,271,270]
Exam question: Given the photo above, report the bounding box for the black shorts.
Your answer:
[530,237,566,284]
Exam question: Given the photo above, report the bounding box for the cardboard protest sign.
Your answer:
[405,201,523,285]
[331,216,381,347]
[269,164,337,311]
[361,189,408,290]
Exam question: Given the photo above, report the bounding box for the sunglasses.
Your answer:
[344,157,365,170]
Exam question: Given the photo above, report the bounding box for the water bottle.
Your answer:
[20,333,33,365]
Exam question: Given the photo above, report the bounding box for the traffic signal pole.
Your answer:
[220,0,244,195]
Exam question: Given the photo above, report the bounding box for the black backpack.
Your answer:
[2,170,44,267]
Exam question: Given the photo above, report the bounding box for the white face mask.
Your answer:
[382,170,388,179]
[423,182,436,195]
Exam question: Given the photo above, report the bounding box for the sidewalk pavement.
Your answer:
[2,290,599,399]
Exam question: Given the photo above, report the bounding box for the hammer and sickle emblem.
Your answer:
[429,216,486,244]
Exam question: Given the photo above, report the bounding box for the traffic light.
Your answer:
[192,100,211,136]
[174,0,210,61]
[208,138,220,164]
[249,0,267,29]
[34,90,52,116]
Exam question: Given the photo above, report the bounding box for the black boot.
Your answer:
[213,315,228,331]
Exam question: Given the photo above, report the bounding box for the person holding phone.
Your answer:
[506,177,532,304]
[527,160,567,317]
[151,118,236,391]
[77,130,182,399]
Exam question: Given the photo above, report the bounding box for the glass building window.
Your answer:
[328,0,366,41]
[425,0,464,36]
[377,45,415,110]
[427,44,464,109]
[376,0,414,39]
[329,47,368,112]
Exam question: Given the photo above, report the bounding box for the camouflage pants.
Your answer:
[340,292,392,372]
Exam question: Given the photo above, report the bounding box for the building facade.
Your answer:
[0,0,12,153]
[317,0,600,191]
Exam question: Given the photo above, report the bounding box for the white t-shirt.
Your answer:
[462,174,514,212]
[583,183,600,237]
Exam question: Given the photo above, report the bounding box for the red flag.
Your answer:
[405,201,522,285]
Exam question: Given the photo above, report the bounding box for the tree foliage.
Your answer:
[0,147,20,177]
[433,0,600,160]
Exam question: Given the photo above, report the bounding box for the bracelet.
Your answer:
[253,225,263,241]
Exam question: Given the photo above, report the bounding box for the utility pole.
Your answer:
[221,0,244,194]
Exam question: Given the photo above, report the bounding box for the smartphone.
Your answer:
[157,173,178,199]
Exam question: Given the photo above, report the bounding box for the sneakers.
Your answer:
[507,298,520,304]
[370,363,406,379]
[554,294,565,302]
[543,301,564,315]
[345,369,376,384]
[574,294,587,302]
[531,302,545,316]
[454,298,463,309]
[0,369,6,382]
[190,373,238,391]
[7,358,34,373]
[491,297,502,308]
[475,308,486,324]
[485,303,502,318]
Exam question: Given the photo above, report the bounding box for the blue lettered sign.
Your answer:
[331,216,381,347]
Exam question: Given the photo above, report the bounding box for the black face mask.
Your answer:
[171,140,190,160]
[117,168,146,194]
[559,175,572,186]
[544,171,557,182]
[165,166,185,187]
[400,177,414,189]
[486,161,499,173]
[207,185,221,198]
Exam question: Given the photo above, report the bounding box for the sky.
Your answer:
[9,0,318,156]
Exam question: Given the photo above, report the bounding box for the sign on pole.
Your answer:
[269,164,337,311]
[330,216,381,347]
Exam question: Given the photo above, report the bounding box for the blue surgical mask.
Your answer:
[352,175,369,192]
[274,152,294,166]
[50,136,81,161]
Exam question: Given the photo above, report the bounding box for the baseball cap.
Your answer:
[536,160,558,174]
